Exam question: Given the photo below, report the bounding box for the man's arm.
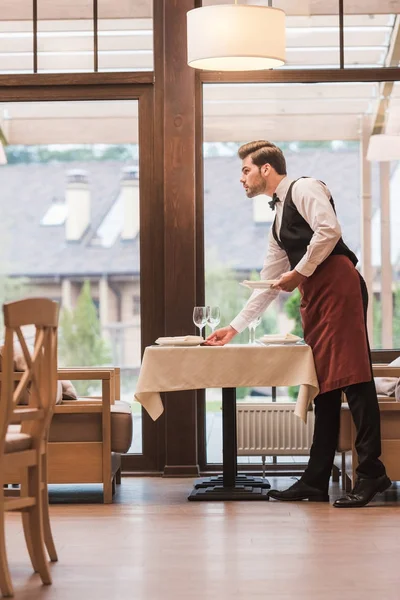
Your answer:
[206,231,290,345]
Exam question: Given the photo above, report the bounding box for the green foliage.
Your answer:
[205,261,278,399]
[0,276,30,331]
[284,289,303,400]
[5,144,137,165]
[374,287,400,350]
[58,281,112,394]
[373,294,382,350]
[393,287,400,348]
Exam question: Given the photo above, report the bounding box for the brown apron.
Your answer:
[298,254,372,394]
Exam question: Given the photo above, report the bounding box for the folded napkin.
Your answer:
[259,333,302,343]
[155,335,203,345]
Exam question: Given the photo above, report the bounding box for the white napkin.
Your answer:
[155,335,204,345]
[241,279,279,289]
[259,333,302,343]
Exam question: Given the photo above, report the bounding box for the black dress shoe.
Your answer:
[333,474,392,508]
[268,480,329,502]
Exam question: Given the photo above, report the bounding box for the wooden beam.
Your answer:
[0,72,153,87]
[162,0,199,477]
[372,16,400,134]
[200,67,400,84]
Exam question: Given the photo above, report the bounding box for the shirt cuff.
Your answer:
[230,315,250,334]
[295,259,318,278]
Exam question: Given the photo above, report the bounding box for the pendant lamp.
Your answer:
[187,2,285,71]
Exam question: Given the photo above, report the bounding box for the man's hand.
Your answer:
[205,325,238,346]
[272,270,306,293]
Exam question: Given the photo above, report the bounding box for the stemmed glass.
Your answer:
[248,316,261,344]
[193,306,207,339]
[206,306,221,334]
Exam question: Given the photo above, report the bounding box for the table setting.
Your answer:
[134,283,319,500]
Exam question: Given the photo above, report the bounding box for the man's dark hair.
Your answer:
[238,140,287,175]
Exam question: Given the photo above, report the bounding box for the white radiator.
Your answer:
[237,402,315,456]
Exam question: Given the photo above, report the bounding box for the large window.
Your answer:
[0,99,143,453]
[203,79,400,463]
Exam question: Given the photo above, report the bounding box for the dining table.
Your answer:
[134,342,319,501]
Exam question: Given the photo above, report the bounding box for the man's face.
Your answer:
[240,155,267,198]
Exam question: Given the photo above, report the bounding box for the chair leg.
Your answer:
[332,464,340,483]
[42,457,57,562]
[115,467,122,485]
[21,472,39,574]
[0,497,14,597]
[22,464,51,586]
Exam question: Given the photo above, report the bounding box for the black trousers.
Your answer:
[301,274,386,493]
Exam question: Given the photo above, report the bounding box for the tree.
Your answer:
[205,261,278,399]
[58,281,111,394]
[0,276,30,332]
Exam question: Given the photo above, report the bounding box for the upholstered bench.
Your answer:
[47,367,132,503]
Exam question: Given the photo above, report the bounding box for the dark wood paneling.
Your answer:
[152,0,167,472]
[0,84,152,103]
[163,0,199,476]
[195,76,207,470]
[0,72,154,87]
[371,349,400,364]
[200,67,400,84]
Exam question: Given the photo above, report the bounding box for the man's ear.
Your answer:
[262,163,270,177]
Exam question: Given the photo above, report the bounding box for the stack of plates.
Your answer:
[240,280,279,289]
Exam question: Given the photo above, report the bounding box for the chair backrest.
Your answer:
[0,298,59,453]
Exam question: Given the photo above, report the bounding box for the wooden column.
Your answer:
[360,117,374,343]
[380,161,393,348]
[162,0,199,476]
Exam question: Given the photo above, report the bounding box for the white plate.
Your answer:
[155,340,202,347]
[258,340,301,346]
[240,280,279,289]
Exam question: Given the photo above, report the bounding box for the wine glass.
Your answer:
[193,306,207,339]
[206,306,221,334]
[248,316,261,344]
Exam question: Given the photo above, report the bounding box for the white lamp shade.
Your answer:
[187,5,285,71]
[367,134,400,162]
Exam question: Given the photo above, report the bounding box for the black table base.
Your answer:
[188,485,270,501]
[194,475,270,489]
[188,388,271,501]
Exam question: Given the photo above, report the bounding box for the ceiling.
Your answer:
[0,1,399,144]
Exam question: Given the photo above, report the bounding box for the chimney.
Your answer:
[65,169,90,241]
[121,166,140,240]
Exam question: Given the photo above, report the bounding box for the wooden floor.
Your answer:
[3,477,400,600]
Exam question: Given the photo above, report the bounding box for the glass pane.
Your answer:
[344,14,395,68]
[0,0,33,74]
[202,80,387,463]
[0,99,142,453]
[98,0,153,72]
[37,1,94,73]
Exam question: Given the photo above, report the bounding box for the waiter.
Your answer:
[206,140,390,508]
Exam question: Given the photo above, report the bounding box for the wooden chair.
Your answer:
[0,298,59,597]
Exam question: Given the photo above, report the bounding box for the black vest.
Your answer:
[272,178,358,271]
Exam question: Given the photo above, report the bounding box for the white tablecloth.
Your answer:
[134,343,319,423]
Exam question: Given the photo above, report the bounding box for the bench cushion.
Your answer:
[49,400,133,453]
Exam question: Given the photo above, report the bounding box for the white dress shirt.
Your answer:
[230,176,342,334]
